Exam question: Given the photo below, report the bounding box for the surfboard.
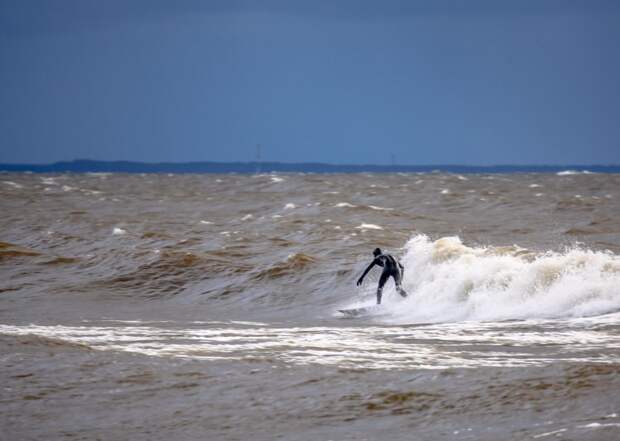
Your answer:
[338,306,380,317]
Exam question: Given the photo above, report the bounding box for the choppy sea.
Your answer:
[1,171,619,440]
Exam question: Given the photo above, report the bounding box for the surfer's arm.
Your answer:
[357,260,377,286]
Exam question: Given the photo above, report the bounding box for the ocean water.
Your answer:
[1,172,619,440]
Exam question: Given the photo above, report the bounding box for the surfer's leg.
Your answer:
[377,272,389,304]
[393,271,408,298]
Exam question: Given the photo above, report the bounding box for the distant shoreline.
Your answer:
[1,159,619,174]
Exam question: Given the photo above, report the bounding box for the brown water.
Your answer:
[1,172,620,440]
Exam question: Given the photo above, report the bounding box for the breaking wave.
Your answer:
[374,235,620,323]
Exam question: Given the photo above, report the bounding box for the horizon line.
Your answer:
[1,158,620,168]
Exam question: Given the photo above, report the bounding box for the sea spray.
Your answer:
[378,235,620,323]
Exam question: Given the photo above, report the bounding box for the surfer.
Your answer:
[357,248,408,304]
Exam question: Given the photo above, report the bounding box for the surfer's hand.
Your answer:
[356,278,363,286]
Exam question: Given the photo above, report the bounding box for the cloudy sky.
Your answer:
[1,0,619,165]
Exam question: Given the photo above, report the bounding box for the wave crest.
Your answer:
[383,235,620,323]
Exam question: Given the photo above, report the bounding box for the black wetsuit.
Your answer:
[357,253,408,304]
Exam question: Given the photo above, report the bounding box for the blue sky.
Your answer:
[1,0,619,165]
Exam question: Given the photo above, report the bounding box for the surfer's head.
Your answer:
[373,248,382,257]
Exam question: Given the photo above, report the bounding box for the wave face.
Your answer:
[373,235,620,323]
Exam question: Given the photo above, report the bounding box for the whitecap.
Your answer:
[284,203,296,209]
[40,177,57,185]
[335,202,356,208]
[577,423,620,429]
[529,184,541,188]
[533,429,566,438]
[557,170,592,176]
[270,176,284,183]
[200,220,212,225]
[355,223,383,230]
[2,181,23,189]
[240,214,253,221]
[440,189,450,194]
[368,205,394,211]
[112,227,126,235]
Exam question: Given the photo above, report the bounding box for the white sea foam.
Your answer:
[355,223,383,230]
[577,423,620,429]
[112,227,126,235]
[200,220,212,225]
[335,202,356,208]
[40,177,57,185]
[2,319,618,370]
[376,235,620,324]
[2,181,23,189]
[533,429,567,438]
[79,189,102,196]
[368,205,394,211]
[240,214,253,221]
[270,176,284,183]
[557,170,592,176]
[284,203,296,209]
